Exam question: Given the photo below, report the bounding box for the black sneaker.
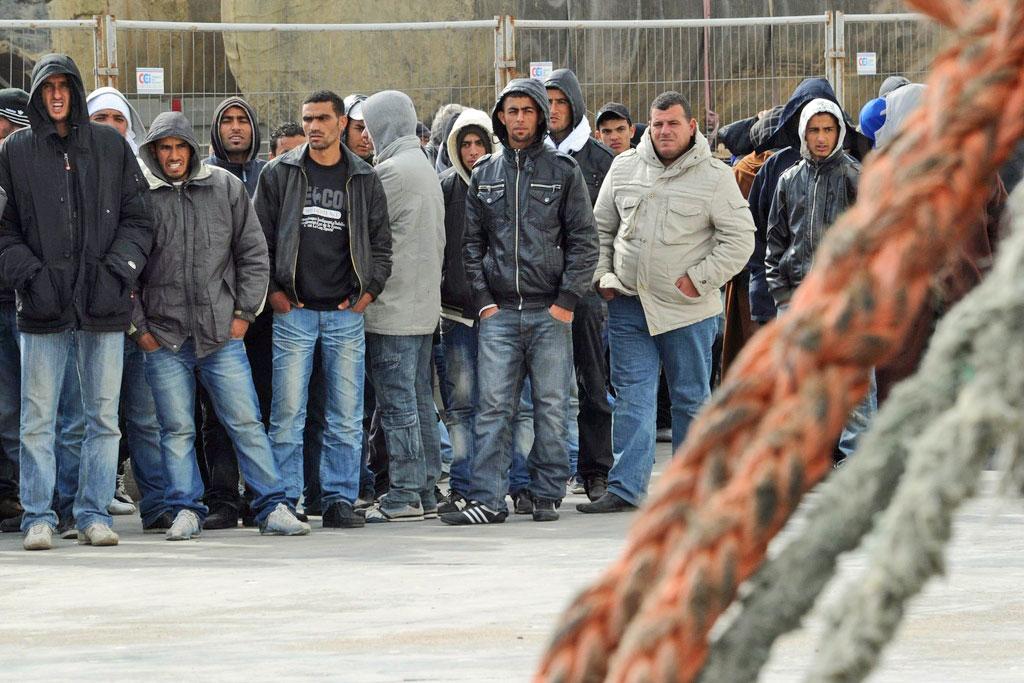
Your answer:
[513,490,534,515]
[437,491,467,515]
[440,500,507,526]
[532,498,560,522]
[0,514,22,533]
[576,492,637,514]
[203,506,239,530]
[143,511,174,534]
[322,501,365,529]
[585,475,608,502]
[57,517,77,539]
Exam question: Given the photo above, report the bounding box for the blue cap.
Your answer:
[859,97,887,146]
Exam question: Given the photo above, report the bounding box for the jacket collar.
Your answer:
[144,159,213,190]
[278,141,374,176]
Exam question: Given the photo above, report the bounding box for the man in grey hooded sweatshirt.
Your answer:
[359,90,445,522]
[132,111,310,540]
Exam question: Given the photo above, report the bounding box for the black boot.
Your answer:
[576,492,636,514]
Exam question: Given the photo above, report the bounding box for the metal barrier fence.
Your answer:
[0,12,943,153]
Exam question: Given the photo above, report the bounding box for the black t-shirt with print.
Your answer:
[295,155,355,310]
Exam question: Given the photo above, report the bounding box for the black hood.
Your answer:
[491,78,550,149]
[544,68,586,129]
[209,96,261,163]
[140,111,202,183]
[758,78,865,155]
[27,53,89,137]
[718,114,758,157]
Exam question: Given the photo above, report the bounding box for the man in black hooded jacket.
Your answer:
[0,54,152,550]
[543,68,615,501]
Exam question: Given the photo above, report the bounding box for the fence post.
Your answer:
[93,13,119,89]
[831,11,846,107]
[494,14,516,96]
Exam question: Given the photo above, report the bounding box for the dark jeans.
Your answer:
[0,302,20,500]
[571,292,613,482]
[365,333,439,513]
[468,308,573,511]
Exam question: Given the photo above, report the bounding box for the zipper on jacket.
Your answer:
[346,174,362,299]
[514,149,523,310]
[291,166,308,307]
[180,186,200,342]
[809,167,821,266]
[63,152,76,258]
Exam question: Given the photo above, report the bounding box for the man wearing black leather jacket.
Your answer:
[544,68,614,501]
[440,78,597,525]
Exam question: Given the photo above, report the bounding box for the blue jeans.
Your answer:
[53,344,85,523]
[145,339,287,524]
[606,297,717,506]
[469,308,573,511]
[438,318,477,498]
[122,339,168,526]
[19,330,123,532]
[776,304,877,459]
[0,303,20,500]
[365,333,439,513]
[270,308,365,507]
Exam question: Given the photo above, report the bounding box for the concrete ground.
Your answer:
[1,444,1022,682]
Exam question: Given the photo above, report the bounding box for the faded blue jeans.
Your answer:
[365,333,440,513]
[270,308,365,508]
[19,330,122,532]
[468,308,573,511]
[0,302,20,501]
[605,297,717,507]
[145,339,288,524]
[437,318,477,498]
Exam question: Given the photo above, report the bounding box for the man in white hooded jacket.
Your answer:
[766,96,874,464]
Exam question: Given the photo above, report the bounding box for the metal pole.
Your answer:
[494,15,516,96]
[834,11,846,108]
[104,14,119,88]
[93,14,119,88]
[703,0,714,132]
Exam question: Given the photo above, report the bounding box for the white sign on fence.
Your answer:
[856,52,877,76]
[529,61,553,81]
[136,67,165,94]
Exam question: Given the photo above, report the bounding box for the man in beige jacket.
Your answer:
[578,91,754,513]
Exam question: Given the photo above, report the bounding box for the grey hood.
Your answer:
[139,111,205,186]
[544,67,586,129]
[874,83,927,151]
[362,90,419,162]
[209,96,261,163]
[490,77,550,149]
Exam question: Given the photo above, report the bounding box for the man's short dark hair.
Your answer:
[270,121,304,154]
[302,90,345,117]
[650,91,692,119]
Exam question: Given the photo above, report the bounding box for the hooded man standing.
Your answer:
[441,78,598,525]
[200,96,269,529]
[359,90,445,523]
[133,111,310,540]
[256,90,392,529]
[765,97,873,463]
[0,54,152,550]
[544,68,615,501]
[436,108,494,511]
[0,87,29,527]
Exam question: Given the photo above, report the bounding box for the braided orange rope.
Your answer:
[535,1,1024,681]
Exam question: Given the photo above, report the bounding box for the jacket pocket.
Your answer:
[661,202,706,245]
[614,195,642,239]
[17,267,64,322]
[87,262,131,318]
[528,182,563,230]
[476,183,507,222]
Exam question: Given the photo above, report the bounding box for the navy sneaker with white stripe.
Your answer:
[439,500,507,525]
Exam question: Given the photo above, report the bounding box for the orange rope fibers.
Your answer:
[535,1,1024,681]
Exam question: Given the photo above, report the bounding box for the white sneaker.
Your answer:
[77,523,119,546]
[23,523,53,551]
[259,503,311,536]
[107,498,137,515]
[166,510,202,541]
